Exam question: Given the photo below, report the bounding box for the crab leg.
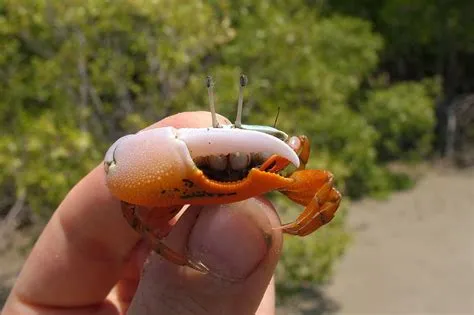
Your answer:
[281,186,341,236]
[278,170,342,236]
[121,202,209,273]
[121,202,181,238]
[146,233,210,273]
[257,136,341,235]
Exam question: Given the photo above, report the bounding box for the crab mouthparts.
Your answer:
[193,151,273,182]
[176,127,299,182]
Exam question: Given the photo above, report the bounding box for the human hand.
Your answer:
[3,112,283,315]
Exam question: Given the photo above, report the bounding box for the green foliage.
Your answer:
[0,0,439,290]
[324,0,474,162]
[361,79,439,161]
[324,0,474,56]
[0,0,235,215]
[0,111,99,216]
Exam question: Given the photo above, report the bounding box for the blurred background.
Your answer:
[0,1,473,314]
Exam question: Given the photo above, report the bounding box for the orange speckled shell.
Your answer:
[106,127,194,207]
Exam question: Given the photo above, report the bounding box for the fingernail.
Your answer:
[187,199,273,280]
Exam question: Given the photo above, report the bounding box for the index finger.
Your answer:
[5,111,231,311]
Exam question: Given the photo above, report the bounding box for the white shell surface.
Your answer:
[106,127,194,178]
[104,134,134,166]
[176,127,300,167]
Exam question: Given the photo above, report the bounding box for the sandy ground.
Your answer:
[2,168,473,314]
[279,167,474,315]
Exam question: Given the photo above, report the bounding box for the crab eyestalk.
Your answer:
[235,74,248,128]
[206,75,219,128]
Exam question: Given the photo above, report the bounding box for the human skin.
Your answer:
[3,111,283,315]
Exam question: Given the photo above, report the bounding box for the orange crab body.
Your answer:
[104,75,341,273]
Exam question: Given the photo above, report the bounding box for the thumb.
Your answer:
[127,198,283,315]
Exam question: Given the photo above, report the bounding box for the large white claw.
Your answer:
[176,127,300,167]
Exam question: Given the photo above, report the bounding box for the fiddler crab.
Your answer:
[104,75,341,274]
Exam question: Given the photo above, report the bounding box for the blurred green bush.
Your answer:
[360,79,439,161]
[0,0,438,290]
